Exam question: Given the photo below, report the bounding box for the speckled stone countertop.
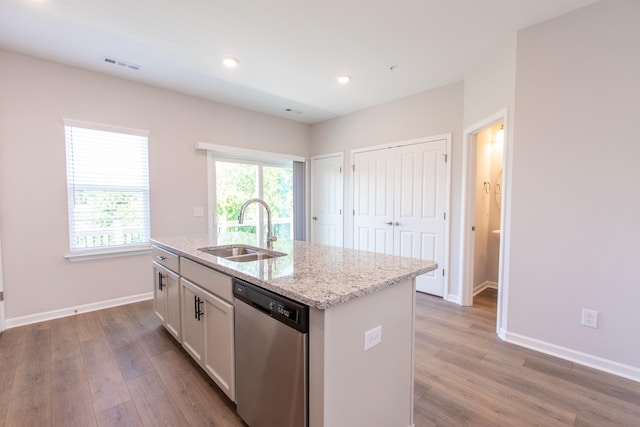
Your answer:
[151,234,437,310]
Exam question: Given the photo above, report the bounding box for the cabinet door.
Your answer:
[153,263,168,324]
[202,291,235,401]
[180,278,205,365]
[164,268,181,341]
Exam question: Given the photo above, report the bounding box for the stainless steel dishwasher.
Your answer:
[233,277,309,427]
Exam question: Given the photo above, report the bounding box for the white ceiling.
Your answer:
[0,0,597,124]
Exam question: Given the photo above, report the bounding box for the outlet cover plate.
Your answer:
[581,309,598,328]
[364,325,382,351]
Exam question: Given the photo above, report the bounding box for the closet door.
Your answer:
[311,154,344,247]
[394,140,447,296]
[352,148,394,254]
[352,138,448,297]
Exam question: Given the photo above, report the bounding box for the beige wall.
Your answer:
[463,35,516,130]
[509,0,640,369]
[0,50,310,320]
[310,82,464,301]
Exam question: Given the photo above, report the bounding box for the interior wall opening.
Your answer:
[472,123,504,310]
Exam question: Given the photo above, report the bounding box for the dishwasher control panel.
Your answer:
[233,278,309,333]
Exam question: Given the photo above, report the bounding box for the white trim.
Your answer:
[5,292,153,329]
[350,134,452,155]
[473,281,498,296]
[62,118,149,137]
[504,331,640,384]
[444,294,461,305]
[65,245,151,262]
[207,153,217,234]
[196,142,307,163]
[0,234,5,333]
[311,151,345,160]
[459,109,511,340]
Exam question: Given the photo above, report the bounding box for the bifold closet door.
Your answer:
[353,139,447,296]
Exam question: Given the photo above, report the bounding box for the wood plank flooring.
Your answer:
[0,290,638,426]
[413,289,640,426]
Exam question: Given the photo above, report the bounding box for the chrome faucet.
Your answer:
[238,198,277,249]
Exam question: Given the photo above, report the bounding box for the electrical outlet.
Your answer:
[364,325,382,351]
[581,309,598,328]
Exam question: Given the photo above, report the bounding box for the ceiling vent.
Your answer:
[102,56,141,71]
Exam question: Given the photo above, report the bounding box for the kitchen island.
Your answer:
[152,234,437,427]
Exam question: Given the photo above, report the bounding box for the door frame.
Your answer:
[0,234,5,333]
[350,134,452,299]
[310,152,344,246]
[459,109,511,338]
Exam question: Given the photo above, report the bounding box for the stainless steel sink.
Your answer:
[198,245,286,262]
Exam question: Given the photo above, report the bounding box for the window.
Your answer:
[64,120,150,254]
[214,159,294,245]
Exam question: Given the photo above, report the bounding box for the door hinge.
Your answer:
[339,166,342,173]
[339,209,342,215]
[353,209,355,216]
[0,291,3,302]
[444,154,448,163]
[442,269,445,277]
[352,164,355,172]
[443,212,446,220]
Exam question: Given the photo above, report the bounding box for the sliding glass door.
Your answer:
[213,159,293,246]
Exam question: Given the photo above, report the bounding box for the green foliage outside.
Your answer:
[73,190,146,248]
[215,161,293,239]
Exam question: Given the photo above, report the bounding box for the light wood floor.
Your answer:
[0,290,639,426]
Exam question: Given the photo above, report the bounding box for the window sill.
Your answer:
[65,245,152,262]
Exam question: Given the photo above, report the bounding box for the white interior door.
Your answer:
[395,141,447,296]
[353,138,448,297]
[311,154,344,247]
[352,149,394,254]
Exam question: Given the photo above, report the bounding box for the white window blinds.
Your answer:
[64,121,150,252]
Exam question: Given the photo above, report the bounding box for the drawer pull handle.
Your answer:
[156,255,167,261]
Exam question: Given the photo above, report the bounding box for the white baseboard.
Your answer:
[444,293,461,304]
[504,331,640,383]
[473,281,497,296]
[5,292,153,329]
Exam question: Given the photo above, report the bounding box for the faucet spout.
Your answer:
[238,198,277,249]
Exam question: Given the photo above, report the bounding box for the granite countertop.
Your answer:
[151,234,437,310]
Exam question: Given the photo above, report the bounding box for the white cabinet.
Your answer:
[181,278,206,363]
[180,262,235,401]
[152,246,181,341]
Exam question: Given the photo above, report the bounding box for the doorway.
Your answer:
[460,110,510,337]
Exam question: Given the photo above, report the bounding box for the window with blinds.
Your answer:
[64,120,150,252]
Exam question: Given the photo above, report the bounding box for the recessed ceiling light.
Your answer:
[336,74,352,84]
[222,56,239,68]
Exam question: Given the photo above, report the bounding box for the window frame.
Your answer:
[63,119,151,261]
[200,143,307,245]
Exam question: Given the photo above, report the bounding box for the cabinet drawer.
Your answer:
[152,246,179,273]
[180,258,233,303]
